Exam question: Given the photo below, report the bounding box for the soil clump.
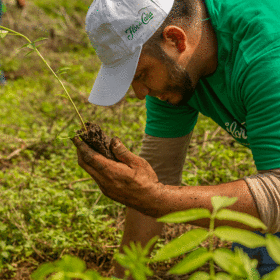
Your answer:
[77,122,119,162]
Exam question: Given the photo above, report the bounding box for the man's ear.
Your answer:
[162,26,187,53]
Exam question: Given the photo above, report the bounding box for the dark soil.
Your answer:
[76,122,120,162]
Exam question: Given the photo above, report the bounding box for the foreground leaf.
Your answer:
[188,271,210,280]
[215,209,267,230]
[33,37,48,43]
[266,234,280,265]
[31,262,58,280]
[261,266,280,280]
[169,248,212,275]
[214,226,266,248]
[213,248,246,278]
[215,272,234,279]
[211,196,238,212]
[152,229,209,262]
[157,208,211,223]
[56,255,86,273]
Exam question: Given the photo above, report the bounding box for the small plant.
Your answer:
[30,254,108,280]
[151,195,268,279]
[0,26,87,132]
[29,196,280,280]
[0,26,119,160]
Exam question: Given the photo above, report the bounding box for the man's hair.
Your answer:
[143,0,195,62]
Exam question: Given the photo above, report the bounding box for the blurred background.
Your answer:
[0,1,256,279]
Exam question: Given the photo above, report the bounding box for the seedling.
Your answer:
[0,26,119,160]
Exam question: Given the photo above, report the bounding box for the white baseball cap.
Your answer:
[85,0,174,106]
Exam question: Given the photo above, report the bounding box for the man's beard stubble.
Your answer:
[162,51,196,107]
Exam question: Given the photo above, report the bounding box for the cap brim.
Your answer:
[88,46,142,106]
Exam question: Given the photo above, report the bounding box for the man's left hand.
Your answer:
[71,136,162,212]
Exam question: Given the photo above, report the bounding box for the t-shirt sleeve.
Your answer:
[243,46,280,171]
[145,95,199,138]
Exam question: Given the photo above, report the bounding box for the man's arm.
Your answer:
[145,178,262,231]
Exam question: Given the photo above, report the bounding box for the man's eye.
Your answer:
[135,72,144,81]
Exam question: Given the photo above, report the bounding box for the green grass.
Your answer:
[0,1,256,278]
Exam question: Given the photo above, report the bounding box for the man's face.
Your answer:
[131,49,196,107]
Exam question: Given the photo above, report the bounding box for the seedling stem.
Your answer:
[0,25,87,132]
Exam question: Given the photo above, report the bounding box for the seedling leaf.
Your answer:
[24,50,35,57]
[152,229,209,262]
[33,37,48,43]
[157,208,211,223]
[19,42,36,50]
[169,248,212,275]
[214,226,266,248]
[211,196,238,212]
[213,248,246,278]
[56,67,71,75]
[266,234,280,265]
[215,209,267,230]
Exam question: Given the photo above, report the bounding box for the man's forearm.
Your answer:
[146,179,262,231]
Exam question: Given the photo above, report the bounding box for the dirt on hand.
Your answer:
[76,122,120,162]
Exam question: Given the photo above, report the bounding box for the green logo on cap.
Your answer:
[125,7,154,40]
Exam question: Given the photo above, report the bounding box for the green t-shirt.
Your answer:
[145,0,280,171]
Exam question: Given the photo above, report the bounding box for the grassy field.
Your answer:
[0,1,257,279]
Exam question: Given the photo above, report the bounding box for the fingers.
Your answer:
[71,136,109,173]
[76,149,102,180]
[110,137,148,169]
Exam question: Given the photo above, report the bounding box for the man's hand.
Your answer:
[71,136,163,212]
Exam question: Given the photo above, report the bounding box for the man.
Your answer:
[72,0,280,278]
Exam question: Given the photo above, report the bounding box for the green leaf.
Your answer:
[84,270,102,279]
[233,247,260,280]
[56,255,86,273]
[49,271,67,280]
[24,50,35,57]
[143,235,159,256]
[0,30,8,39]
[215,272,234,280]
[19,42,36,50]
[1,251,9,258]
[123,245,136,260]
[266,234,280,264]
[214,226,266,248]
[114,253,129,268]
[56,67,71,75]
[31,262,58,280]
[169,248,212,275]
[33,37,48,43]
[213,248,246,278]
[68,131,76,139]
[215,209,267,230]
[211,196,238,212]
[27,42,36,50]
[157,208,211,223]
[152,228,209,262]
[188,271,210,280]
[262,266,280,280]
